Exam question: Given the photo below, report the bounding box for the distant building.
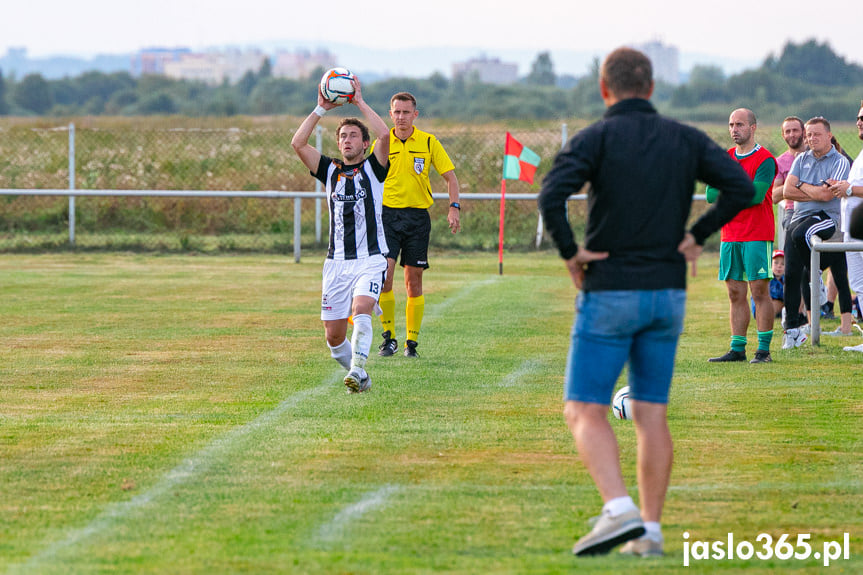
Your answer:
[632,41,680,85]
[132,48,191,76]
[162,50,268,85]
[272,49,336,79]
[452,56,518,85]
[0,47,129,79]
[5,47,28,62]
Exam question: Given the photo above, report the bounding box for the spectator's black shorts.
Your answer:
[382,207,431,269]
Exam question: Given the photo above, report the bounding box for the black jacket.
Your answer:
[539,98,755,291]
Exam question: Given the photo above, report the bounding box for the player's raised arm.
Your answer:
[291,88,337,171]
[350,77,389,165]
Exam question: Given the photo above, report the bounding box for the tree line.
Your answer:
[1,40,862,123]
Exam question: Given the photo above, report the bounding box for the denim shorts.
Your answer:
[564,289,687,405]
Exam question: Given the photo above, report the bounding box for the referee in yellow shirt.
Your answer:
[377,92,461,357]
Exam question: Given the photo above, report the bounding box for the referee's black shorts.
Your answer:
[382,206,431,269]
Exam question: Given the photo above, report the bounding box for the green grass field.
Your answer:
[1,251,860,574]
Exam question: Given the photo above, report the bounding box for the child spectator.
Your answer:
[752,250,785,321]
[769,250,785,319]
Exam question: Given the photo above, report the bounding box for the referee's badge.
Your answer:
[414,157,425,174]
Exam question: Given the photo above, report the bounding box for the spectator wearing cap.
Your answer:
[769,250,786,319]
[751,249,787,321]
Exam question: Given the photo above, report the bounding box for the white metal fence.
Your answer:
[0,188,546,262]
[808,236,863,345]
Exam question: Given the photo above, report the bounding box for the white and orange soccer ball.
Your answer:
[320,67,356,105]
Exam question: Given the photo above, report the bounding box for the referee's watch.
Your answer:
[449,202,461,210]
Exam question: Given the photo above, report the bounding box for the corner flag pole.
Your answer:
[498,178,506,275]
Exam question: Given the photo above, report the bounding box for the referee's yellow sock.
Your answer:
[379,290,395,336]
[406,295,424,343]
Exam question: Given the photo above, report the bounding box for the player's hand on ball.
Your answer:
[349,77,363,105]
[317,87,339,110]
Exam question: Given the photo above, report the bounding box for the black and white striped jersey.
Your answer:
[314,153,389,260]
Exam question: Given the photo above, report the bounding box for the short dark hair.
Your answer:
[390,92,417,108]
[805,116,831,132]
[782,116,804,131]
[600,47,653,98]
[336,117,370,143]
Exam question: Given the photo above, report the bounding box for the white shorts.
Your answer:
[321,254,387,321]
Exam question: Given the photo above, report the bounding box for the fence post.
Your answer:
[294,197,302,263]
[810,237,822,346]
[315,125,323,245]
[68,123,76,246]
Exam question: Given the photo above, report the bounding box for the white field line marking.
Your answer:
[313,485,402,547]
[498,359,546,387]
[12,276,503,569]
[7,374,340,574]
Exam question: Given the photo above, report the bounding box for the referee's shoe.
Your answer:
[378,331,398,357]
[404,340,419,358]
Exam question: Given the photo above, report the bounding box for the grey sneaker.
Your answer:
[378,331,398,357]
[708,350,746,362]
[344,368,371,394]
[572,509,645,556]
[749,350,772,364]
[620,534,664,557]
[822,327,855,336]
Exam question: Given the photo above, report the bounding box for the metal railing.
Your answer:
[0,188,553,262]
[809,236,863,345]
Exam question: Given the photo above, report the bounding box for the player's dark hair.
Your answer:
[336,118,370,143]
[601,48,653,98]
[390,92,417,109]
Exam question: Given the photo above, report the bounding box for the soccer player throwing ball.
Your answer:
[291,76,390,393]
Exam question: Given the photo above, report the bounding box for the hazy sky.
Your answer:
[3,0,860,67]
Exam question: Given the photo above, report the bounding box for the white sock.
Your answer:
[327,339,352,371]
[603,495,638,517]
[644,521,663,540]
[350,314,373,371]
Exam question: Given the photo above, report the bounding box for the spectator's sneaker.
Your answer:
[821,302,836,319]
[843,343,863,352]
[749,350,772,363]
[404,340,419,358]
[822,327,855,336]
[344,368,371,393]
[620,534,665,557]
[378,331,398,357]
[708,350,746,362]
[572,509,645,556]
[782,328,808,349]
